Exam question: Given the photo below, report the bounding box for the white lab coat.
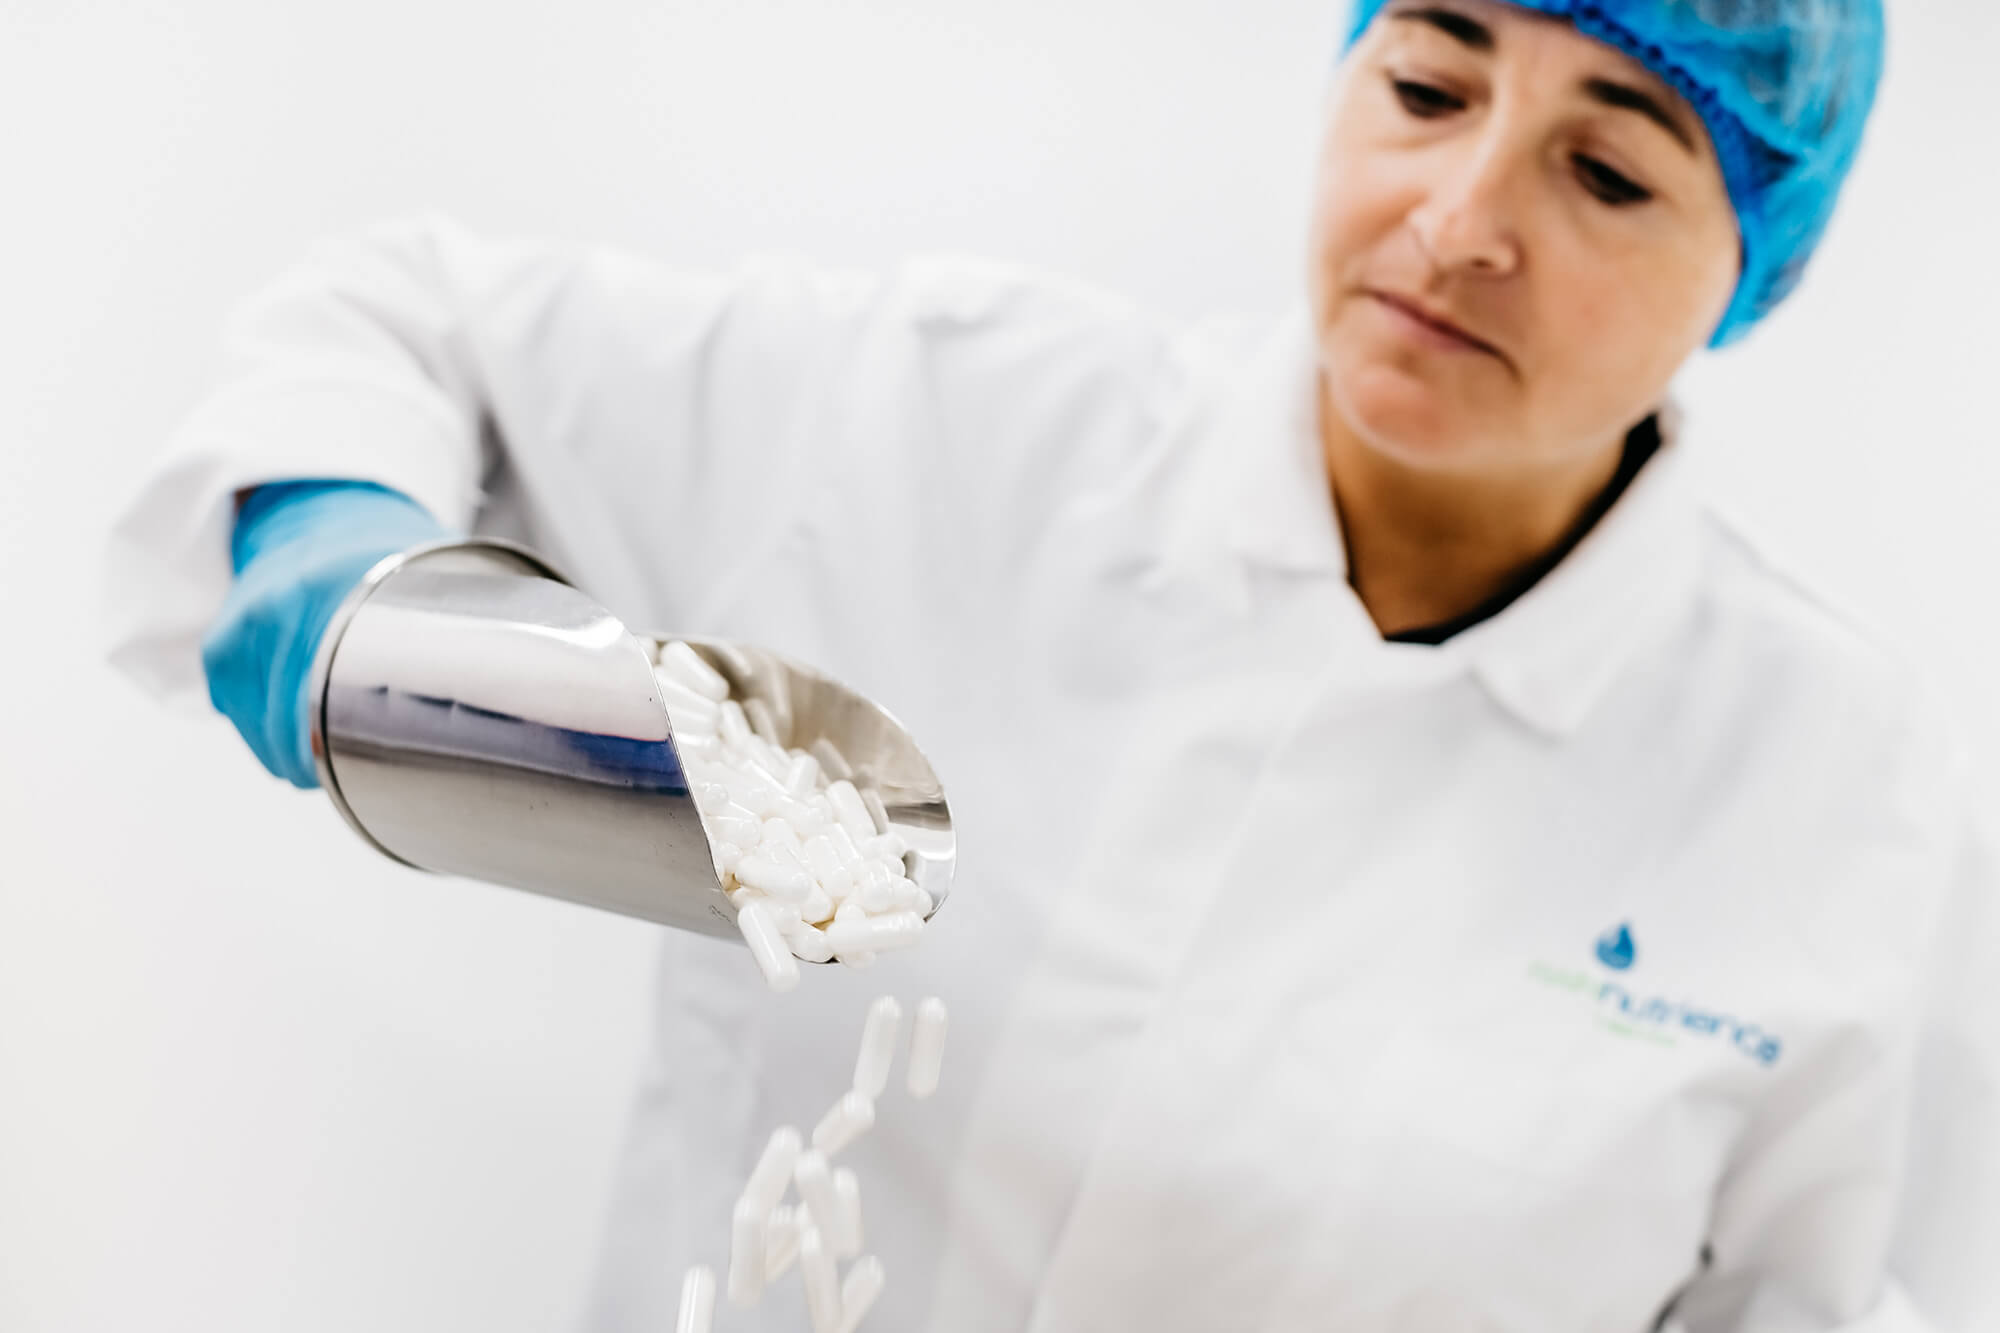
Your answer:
[104,215,2000,1333]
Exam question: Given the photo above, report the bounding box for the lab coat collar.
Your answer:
[1218,308,1703,739]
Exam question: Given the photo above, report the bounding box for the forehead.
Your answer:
[1380,0,1668,87]
[1376,0,1707,150]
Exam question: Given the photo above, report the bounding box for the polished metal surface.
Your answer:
[308,539,954,943]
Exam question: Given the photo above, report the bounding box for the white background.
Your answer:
[1,1,1995,1329]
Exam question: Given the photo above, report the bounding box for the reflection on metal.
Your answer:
[308,539,953,944]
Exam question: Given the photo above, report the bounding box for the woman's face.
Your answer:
[1309,0,1741,475]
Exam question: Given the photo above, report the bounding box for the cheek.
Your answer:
[1308,126,1410,313]
[1527,237,1729,435]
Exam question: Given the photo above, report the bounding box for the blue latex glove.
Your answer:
[201,480,451,788]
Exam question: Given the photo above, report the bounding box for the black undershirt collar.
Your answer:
[1379,415,1664,647]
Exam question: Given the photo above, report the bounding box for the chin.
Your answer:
[1323,346,1496,473]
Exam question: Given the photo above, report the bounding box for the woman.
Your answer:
[105,1,1997,1328]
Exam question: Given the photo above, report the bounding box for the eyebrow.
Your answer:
[1583,77,1698,154]
[1391,7,1494,52]
[1391,6,1699,156]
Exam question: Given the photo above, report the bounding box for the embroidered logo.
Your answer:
[1521,923,1784,1068]
[1594,922,1637,971]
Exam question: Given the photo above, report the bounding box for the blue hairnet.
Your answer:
[1342,1,1885,346]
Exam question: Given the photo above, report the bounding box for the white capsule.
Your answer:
[763,1204,801,1281]
[829,1167,864,1259]
[719,700,753,750]
[742,1125,802,1213]
[828,907,880,967]
[673,731,719,761]
[860,789,890,838]
[811,1089,876,1158]
[788,925,835,964]
[711,841,745,876]
[852,996,903,1100]
[836,1255,885,1333]
[723,772,787,819]
[798,885,835,926]
[792,1152,844,1262]
[800,835,844,883]
[727,1195,765,1308]
[661,641,731,701]
[658,675,723,732]
[751,734,795,777]
[736,900,800,993]
[694,782,730,813]
[708,813,763,850]
[772,793,829,836]
[739,751,788,791]
[906,997,948,1099]
[735,851,815,904]
[809,737,854,781]
[799,1225,842,1333]
[820,865,858,904]
[836,1168,868,1248]
[857,871,897,915]
[888,875,929,915]
[864,912,925,954]
[783,751,822,796]
[823,916,872,955]
[760,817,803,851]
[764,900,804,938]
[675,1264,717,1333]
[858,831,908,861]
[743,696,784,747]
[823,824,862,866]
[825,781,877,845]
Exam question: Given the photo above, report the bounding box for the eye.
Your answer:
[1574,154,1653,206]
[1391,78,1466,119]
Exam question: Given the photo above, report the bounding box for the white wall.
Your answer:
[1,2,1993,1329]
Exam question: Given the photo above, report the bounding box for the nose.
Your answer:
[1407,134,1523,279]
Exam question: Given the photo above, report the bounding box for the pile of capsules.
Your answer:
[652,641,934,992]
[674,995,949,1333]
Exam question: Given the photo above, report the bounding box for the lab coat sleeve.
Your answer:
[102,213,1176,708]
[103,213,520,704]
[1676,783,2000,1332]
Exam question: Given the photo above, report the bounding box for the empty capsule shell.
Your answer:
[836,1255,885,1333]
[794,1151,842,1233]
[907,997,948,1099]
[742,1125,802,1214]
[675,1265,717,1333]
[826,781,877,845]
[809,737,854,781]
[852,996,903,1100]
[799,1225,842,1333]
[661,641,731,701]
[736,900,800,993]
[763,1205,802,1281]
[811,1089,876,1157]
[743,697,783,747]
[829,1167,864,1260]
[727,1195,765,1308]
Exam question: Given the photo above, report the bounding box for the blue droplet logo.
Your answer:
[1595,922,1636,971]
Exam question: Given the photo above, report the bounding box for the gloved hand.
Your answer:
[201,480,451,788]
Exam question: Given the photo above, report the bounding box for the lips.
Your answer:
[1367,290,1506,362]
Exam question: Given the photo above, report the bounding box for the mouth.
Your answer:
[1366,291,1507,364]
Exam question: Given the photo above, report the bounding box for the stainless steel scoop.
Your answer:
[306,538,954,943]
